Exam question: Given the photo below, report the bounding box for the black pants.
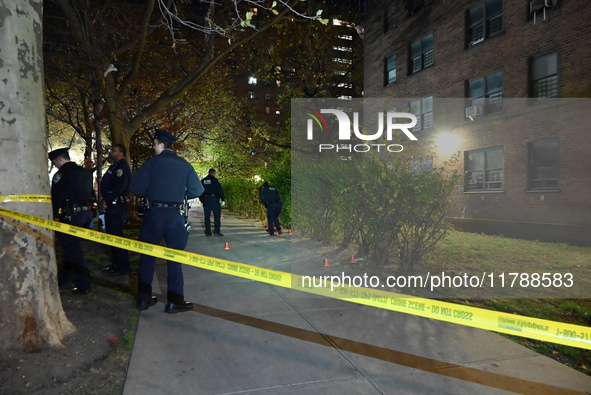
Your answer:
[105,204,130,273]
[57,210,93,290]
[266,201,283,235]
[137,208,189,304]
[202,197,221,235]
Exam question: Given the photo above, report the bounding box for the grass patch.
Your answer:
[422,230,591,375]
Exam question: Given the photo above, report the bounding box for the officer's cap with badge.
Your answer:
[48,147,70,161]
[153,129,178,143]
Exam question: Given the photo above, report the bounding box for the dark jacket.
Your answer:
[260,185,281,207]
[200,174,225,200]
[129,150,203,203]
[100,158,131,202]
[51,162,94,217]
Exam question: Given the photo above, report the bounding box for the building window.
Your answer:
[384,3,397,32]
[531,52,558,98]
[411,158,433,172]
[265,106,271,115]
[248,91,257,100]
[408,0,433,14]
[265,92,271,101]
[410,96,433,131]
[467,70,503,114]
[528,140,559,190]
[248,76,257,85]
[465,147,504,191]
[410,34,433,74]
[385,54,397,86]
[467,0,503,47]
[275,108,281,115]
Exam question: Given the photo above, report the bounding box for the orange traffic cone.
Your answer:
[288,229,293,235]
[323,257,330,266]
[350,255,356,263]
[224,242,230,250]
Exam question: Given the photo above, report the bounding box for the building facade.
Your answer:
[363,0,591,245]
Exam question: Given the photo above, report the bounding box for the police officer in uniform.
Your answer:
[100,144,132,275]
[49,148,95,294]
[129,129,204,313]
[260,182,283,236]
[200,168,225,236]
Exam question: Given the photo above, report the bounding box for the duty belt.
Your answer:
[152,202,182,209]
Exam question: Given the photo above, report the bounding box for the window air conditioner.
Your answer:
[465,105,483,120]
[530,0,555,14]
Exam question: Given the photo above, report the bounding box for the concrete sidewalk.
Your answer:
[123,205,591,395]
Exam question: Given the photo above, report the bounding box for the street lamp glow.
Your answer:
[435,132,461,156]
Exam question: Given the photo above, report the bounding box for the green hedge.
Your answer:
[222,173,291,228]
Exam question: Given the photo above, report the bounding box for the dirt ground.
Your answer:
[0,242,138,395]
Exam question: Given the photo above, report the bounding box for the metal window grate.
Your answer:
[534,76,559,98]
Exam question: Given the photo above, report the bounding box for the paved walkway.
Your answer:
[123,204,591,394]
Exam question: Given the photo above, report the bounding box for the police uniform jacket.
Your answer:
[260,185,281,207]
[200,174,225,200]
[51,162,95,217]
[129,150,203,203]
[100,158,131,204]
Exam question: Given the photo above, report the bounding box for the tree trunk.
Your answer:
[0,0,75,351]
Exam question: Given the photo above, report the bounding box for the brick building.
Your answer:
[363,0,591,245]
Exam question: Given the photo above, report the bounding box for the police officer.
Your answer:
[49,148,95,294]
[260,182,283,236]
[200,168,225,236]
[129,129,204,313]
[99,144,132,275]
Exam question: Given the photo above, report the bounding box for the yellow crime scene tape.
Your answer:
[1,194,590,350]
[0,194,53,203]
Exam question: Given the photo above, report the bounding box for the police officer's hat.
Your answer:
[48,147,70,160]
[153,129,178,143]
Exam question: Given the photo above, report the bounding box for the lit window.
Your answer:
[465,148,504,191]
[248,91,257,100]
[334,57,353,65]
[275,108,281,115]
[265,106,271,115]
[248,76,257,85]
[333,45,352,52]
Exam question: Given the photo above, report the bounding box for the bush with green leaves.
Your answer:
[221,155,292,228]
[293,144,461,271]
